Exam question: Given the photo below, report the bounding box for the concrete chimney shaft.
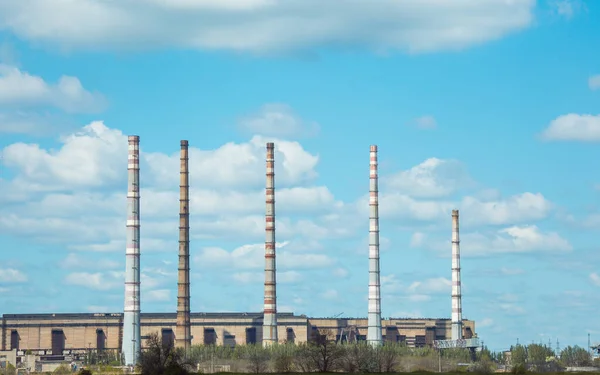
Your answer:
[451,209,463,340]
[176,140,191,351]
[367,145,383,346]
[123,135,141,366]
[263,142,278,346]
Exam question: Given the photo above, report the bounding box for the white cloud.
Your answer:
[145,289,171,302]
[478,317,494,328]
[383,158,473,198]
[0,268,28,283]
[589,75,600,91]
[382,274,449,302]
[371,191,552,226]
[461,192,552,225]
[589,273,600,287]
[232,270,302,284]
[0,1,535,54]
[2,121,127,189]
[0,64,105,113]
[238,103,319,138]
[414,225,572,257]
[390,310,423,319]
[550,0,585,19]
[540,114,600,142]
[63,271,122,291]
[332,268,349,278]
[195,242,335,270]
[86,305,110,313]
[146,135,319,189]
[61,253,120,269]
[407,277,451,295]
[413,115,437,130]
[63,270,169,293]
[320,289,339,301]
[410,232,425,248]
[1,121,320,193]
[0,111,72,136]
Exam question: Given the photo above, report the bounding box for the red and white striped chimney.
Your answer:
[263,142,278,345]
[451,209,463,340]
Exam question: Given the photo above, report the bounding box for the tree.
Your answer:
[244,344,270,373]
[377,343,401,373]
[510,344,527,373]
[526,343,553,372]
[304,328,346,372]
[271,344,295,373]
[138,332,192,375]
[0,363,16,375]
[560,345,592,367]
[340,342,376,373]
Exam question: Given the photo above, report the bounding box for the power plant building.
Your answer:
[0,313,476,354]
[0,139,480,363]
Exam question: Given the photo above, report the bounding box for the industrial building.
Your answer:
[0,139,479,366]
[0,313,476,355]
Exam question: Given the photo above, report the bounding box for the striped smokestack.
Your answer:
[263,142,278,346]
[451,209,463,340]
[367,145,383,346]
[175,140,191,351]
[123,135,141,366]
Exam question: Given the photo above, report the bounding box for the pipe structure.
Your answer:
[451,209,463,340]
[367,145,383,346]
[123,135,141,366]
[175,140,191,351]
[263,142,278,346]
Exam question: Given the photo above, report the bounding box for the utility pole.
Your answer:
[588,333,591,356]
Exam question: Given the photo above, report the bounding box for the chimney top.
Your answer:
[180,140,189,147]
[370,145,378,152]
[266,142,275,149]
[128,135,140,142]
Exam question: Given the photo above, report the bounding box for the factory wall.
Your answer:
[1,313,475,353]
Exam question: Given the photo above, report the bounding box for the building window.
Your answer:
[415,335,426,348]
[51,330,65,356]
[245,328,257,344]
[10,330,19,350]
[96,329,106,350]
[286,328,295,344]
[161,329,174,349]
[204,328,217,345]
[223,334,236,348]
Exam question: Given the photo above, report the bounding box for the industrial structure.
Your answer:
[0,140,479,364]
[263,142,278,346]
[367,145,382,346]
[0,314,475,353]
[451,209,463,341]
[175,140,191,352]
[123,135,141,366]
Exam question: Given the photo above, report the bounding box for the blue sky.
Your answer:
[0,0,600,353]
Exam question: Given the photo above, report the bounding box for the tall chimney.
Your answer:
[123,135,141,366]
[263,142,278,346]
[367,145,383,346]
[451,209,463,340]
[175,140,191,351]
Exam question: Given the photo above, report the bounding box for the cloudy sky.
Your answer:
[0,0,599,353]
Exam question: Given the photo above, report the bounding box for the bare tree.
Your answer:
[245,344,270,374]
[138,332,192,375]
[340,342,374,373]
[293,343,316,373]
[377,343,401,372]
[304,328,346,372]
